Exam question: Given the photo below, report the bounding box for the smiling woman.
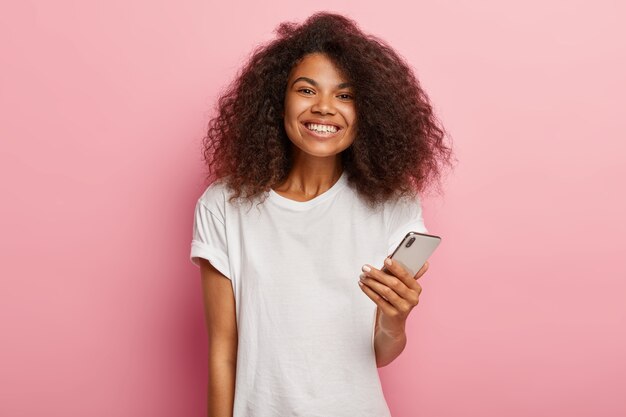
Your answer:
[281,52,357,171]
[190,11,455,417]
[201,12,454,207]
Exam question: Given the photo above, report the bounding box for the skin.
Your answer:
[361,258,430,367]
[199,258,237,417]
[199,52,433,416]
[276,52,357,199]
[280,52,431,367]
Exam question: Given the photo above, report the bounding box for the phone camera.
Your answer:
[405,237,416,248]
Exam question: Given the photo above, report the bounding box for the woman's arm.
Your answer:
[361,259,430,368]
[373,307,407,367]
[199,258,238,417]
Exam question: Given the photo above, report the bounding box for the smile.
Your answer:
[302,122,342,138]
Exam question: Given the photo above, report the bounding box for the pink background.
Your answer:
[1,1,624,416]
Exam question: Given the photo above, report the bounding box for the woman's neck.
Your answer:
[272,153,343,200]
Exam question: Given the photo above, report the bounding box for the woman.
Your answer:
[190,11,454,417]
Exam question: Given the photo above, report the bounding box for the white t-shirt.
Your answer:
[190,170,428,417]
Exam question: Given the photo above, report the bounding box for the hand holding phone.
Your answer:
[382,231,441,278]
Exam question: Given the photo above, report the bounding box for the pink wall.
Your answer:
[1,1,624,416]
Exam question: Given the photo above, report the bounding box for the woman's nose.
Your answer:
[311,94,335,115]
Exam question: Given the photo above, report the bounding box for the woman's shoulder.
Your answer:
[196,175,260,214]
[196,177,233,214]
[382,189,425,223]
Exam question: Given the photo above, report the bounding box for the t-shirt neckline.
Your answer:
[268,170,348,210]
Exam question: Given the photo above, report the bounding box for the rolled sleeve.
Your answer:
[190,200,231,280]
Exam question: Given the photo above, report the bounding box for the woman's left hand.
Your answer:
[359,257,429,338]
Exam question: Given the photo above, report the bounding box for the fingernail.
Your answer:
[359,273,366,280]
[385,257,392,266]
[361,264,371,273]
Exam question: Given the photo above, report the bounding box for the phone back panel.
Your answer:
[384,232,441,278]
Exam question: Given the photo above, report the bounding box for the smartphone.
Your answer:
[382,231,442,278]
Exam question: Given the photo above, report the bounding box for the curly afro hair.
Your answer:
[201,11,455,209]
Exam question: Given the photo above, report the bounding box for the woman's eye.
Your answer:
[338,93,353,100]
[299,88,314,95]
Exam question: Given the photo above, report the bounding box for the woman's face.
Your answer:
[283,53,357,159]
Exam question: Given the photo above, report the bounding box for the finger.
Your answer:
[358,280,397,316]
[363,263,416,299]
[379,259,417,289]
[360,273,413,311]
[415,281,422,296]
[414,261,430,280]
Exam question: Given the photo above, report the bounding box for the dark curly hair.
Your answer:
[201,11,455,209]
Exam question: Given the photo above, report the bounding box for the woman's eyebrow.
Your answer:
[291,76,352,89]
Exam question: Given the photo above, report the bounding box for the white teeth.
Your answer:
[305,123,338,133]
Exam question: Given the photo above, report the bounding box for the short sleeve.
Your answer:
[190,199,231,280]
[386,193,429,255]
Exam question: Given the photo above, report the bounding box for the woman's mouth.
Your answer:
[302,122,342,139]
